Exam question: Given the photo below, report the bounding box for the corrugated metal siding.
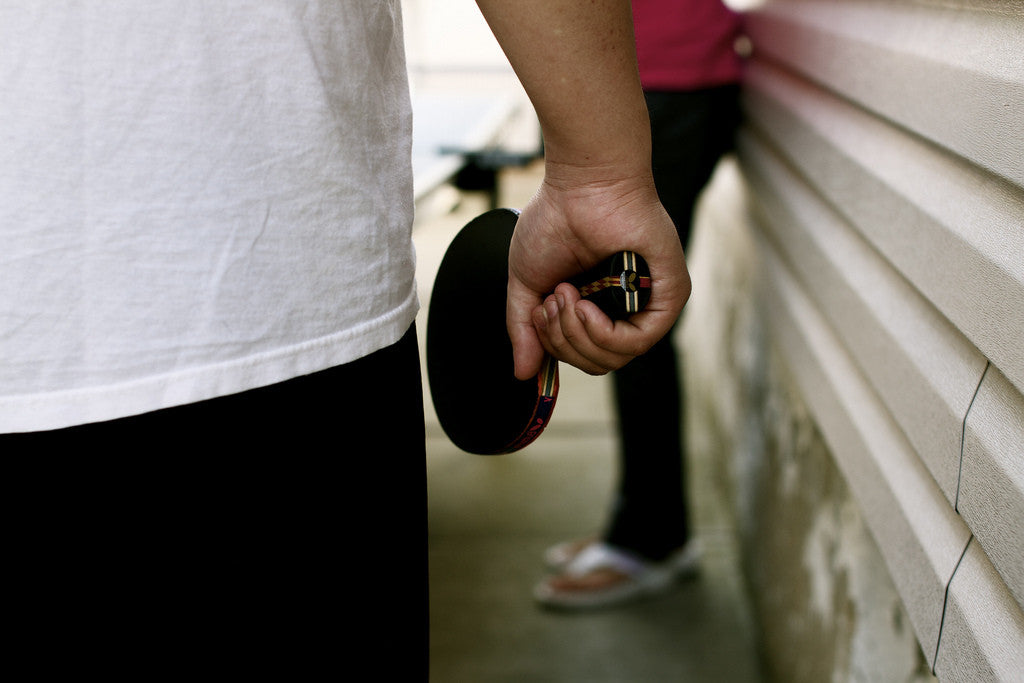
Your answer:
[737,0,1024,677]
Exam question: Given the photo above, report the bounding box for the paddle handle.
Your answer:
[569,251,652,319]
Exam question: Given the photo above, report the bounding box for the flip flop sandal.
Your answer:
[534,541,699,610]
[543,536,598,571]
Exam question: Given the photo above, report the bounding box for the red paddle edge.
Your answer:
[493,355,559,454]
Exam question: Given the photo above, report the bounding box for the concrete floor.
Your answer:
[413,164,765,682]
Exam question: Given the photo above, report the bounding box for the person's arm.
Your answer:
[475,0,691,379]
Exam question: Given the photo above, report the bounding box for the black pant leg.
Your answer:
[603,86,740,561]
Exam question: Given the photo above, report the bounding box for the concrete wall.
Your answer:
[684,0,1024,679]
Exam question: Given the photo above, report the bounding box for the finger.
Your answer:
[577,303,680,359]
[645,253,692,321]
[548,285,635,374]
[528,294,562,359]
[561,271,689,370]
[542,293,565,345]
[531,290,598,372]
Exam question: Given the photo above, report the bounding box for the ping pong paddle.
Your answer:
[426,208,651,455]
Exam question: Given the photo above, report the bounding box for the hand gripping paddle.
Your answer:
[426,208,651,455]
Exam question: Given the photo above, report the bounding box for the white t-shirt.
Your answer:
[0,1,417,432]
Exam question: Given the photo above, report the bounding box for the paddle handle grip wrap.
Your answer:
[569,251,652,319]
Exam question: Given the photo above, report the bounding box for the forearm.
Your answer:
[476,0,689,378]
[475,0,652,184]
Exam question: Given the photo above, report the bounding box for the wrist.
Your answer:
[540,154,657,203]
[540,119,652,185]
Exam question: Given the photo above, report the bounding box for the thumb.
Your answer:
[506,276,547,380]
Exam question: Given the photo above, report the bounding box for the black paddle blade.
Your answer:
[425,208,652,455]
[426,208,546,455]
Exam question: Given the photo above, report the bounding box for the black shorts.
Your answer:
[3,324,428,677]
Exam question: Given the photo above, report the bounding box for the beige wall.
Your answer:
[689,0,1023,679]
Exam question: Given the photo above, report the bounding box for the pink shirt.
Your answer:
[633,0,744,91]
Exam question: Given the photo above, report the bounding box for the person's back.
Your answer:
[633,0,744,91]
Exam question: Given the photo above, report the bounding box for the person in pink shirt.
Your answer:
[536,0,746,609]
